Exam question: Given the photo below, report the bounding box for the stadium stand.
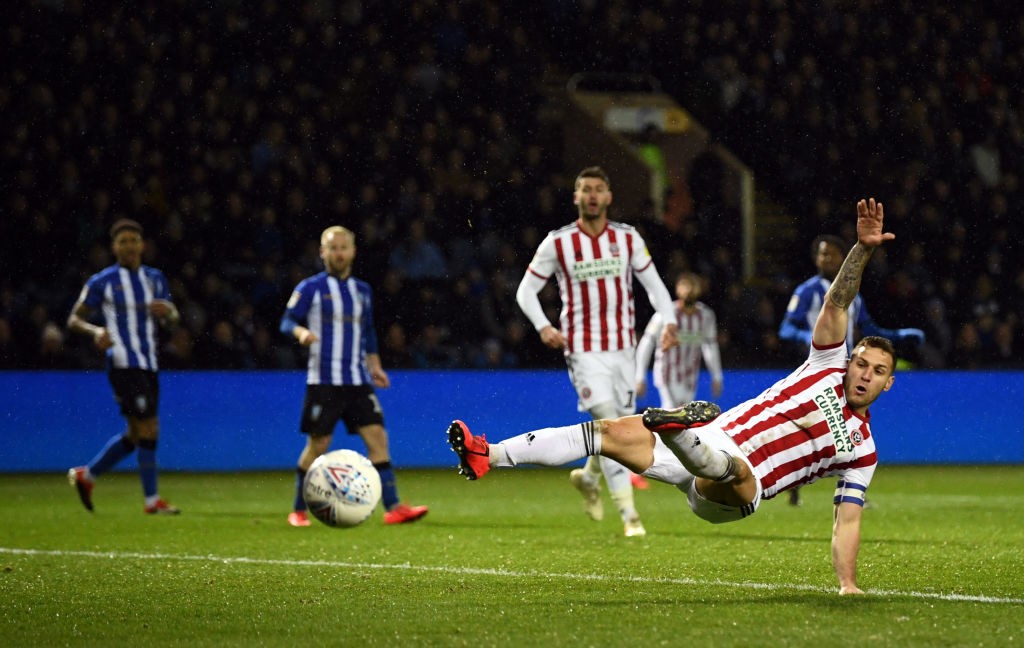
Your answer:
[2,1,1020,370]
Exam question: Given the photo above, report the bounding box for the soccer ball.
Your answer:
[303,449,382,528]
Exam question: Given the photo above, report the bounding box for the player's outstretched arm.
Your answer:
[813,199,893,348]
[832,501,865,595]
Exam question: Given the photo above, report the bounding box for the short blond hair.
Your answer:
[320,225,355,246]
[675,272,703,297]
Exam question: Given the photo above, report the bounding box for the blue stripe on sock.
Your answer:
[89,434,135,477]
[137,440,158,498]
[375,464,398,510]
[294,467,307,512]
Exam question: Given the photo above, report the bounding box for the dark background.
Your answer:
[3,1,1021,372]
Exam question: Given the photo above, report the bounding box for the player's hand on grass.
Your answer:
[839,585,865,595]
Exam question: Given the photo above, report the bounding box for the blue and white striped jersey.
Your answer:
[78,264,171,370]
[283,273,379,386]
[779,276,898,354]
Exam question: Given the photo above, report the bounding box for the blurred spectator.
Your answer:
[0,317,19,368]
[380,322,416,369]
[194,321,251,370]
[388,219,448,282]
[411,324,460,369]
[470,337,517,369]
[917,298,954,369]
[950,323,985,370]
[162,326,196,370]
[35,322,74,369]
[991,321,1017,368]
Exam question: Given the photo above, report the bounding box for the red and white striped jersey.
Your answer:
[523,221,665,353]
[713,340,877,500]
[636,302,723,406]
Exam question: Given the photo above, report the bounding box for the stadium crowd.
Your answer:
[3,1,1021,371]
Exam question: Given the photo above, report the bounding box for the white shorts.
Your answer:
[566,349,636,415]
[656,383,697,409]
[685,478,761,524]
[642,425,762,525]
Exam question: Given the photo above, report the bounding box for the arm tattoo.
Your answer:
[827,243,873,310]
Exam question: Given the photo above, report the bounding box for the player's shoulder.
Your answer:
[140,264,167,279]
[87,264,121,285]
[794,275,825,294]
[607,220,638,233]
[295,271,328,290]
[807,340,850,369]
[548,221,580,237]
[349,275,373,293]
[534,223,577,253]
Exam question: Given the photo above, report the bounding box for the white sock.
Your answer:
[602,456,638,521]
[582,455,603,481]
[496,421,601,467]
[489,444,510,467]
[660,429,737,481]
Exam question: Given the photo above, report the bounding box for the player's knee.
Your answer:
[359,424,388,444]
[309,435,332,455]
[130,417,159,441]
[603,416,653,448]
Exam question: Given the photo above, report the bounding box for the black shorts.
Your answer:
[108,368,160,419]
[300,384,385,438]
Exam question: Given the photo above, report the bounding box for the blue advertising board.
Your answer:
[1,369,1021,471]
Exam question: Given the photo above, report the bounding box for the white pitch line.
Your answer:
[2,547,1022,605]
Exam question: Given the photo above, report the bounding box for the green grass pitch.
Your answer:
[2,465,1022,646]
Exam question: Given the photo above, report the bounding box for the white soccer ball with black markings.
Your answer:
[303,450,382,528]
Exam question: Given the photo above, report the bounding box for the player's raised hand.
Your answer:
[855,198,896,248]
